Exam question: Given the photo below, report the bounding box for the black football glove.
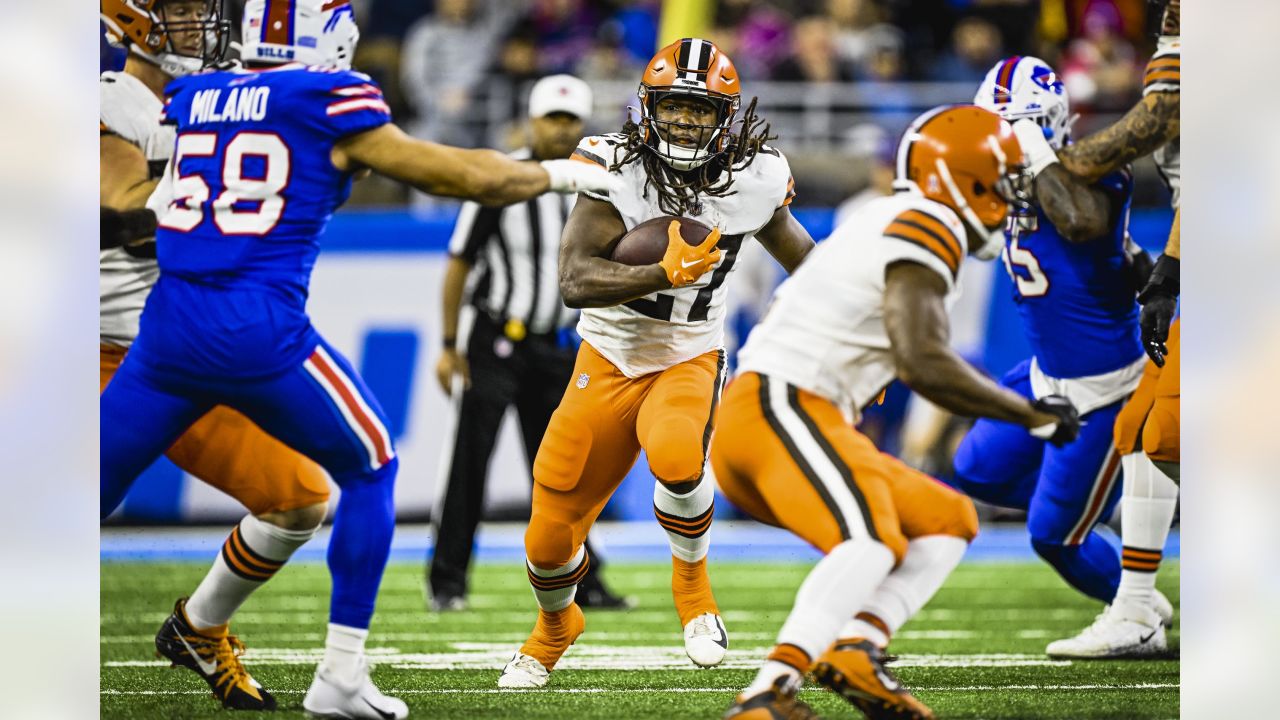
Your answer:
[1029,394,1081,447]
[101,207,158,249]
[1124,241,1155,296]
[1137,254,1179,367]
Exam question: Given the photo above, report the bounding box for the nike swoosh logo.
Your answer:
[177,634,219,676]
[714,617,728,649]
[681,258,702,268]
[365,699,396,720]
[1139,630,1157,644]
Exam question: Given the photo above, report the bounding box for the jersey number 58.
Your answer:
[159,131,290,236]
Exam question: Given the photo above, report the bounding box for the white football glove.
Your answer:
[541,159,621,196]
[1011,119,1060,178]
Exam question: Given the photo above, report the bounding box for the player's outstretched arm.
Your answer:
[754,205,815,273]
[884,261,1072,437]
[333,124,615,206]
[1057,91,1180,183]
[558,195,671,308]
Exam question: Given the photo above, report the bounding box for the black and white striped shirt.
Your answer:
[447,149,577,335]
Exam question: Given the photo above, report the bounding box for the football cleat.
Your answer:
[498,652,551,689]
[812,639,935,720]
[575,575,636,610]
[154,598,276,711]
[723,675,820,720]
[684,612,729,667]
[428,593,468,613]
[302,657,409,719]
[1045,602,1168,659]
[1153,589,1174,628]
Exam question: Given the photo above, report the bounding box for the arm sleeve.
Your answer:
[571,135,616,202]
[880,205,967,291]
[448,201,501,263]
[314,70,393,141]
[1142,40,1180,96]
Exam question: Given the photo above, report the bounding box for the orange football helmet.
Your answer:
[894,105,1026,259]
[638,38,742,170]
[101,0,230,77]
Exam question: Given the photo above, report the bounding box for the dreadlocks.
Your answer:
[609,96,777,217]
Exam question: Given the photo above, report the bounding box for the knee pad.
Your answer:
[1143,397,1180,464]
[525,513,576,570]
[645,418,706,485]
[533,412,592,492]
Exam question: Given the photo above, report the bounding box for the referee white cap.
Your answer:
[528,74,594,120]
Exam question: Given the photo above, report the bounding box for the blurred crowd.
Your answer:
[101,0,1166,205]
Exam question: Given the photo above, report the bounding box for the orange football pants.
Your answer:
[710,372,978,563]
[1113,319,1180,463]
[100,344,330,514]
[526,341,725,569]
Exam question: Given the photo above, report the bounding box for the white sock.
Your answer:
[653,478,714,563]
[186,514,319,631]
[1114,453,1179,609]
[775,538,896,662]
[744,661,803,698]
[322,623,368,682]
[841,535,969,645]
[527,545,586,612]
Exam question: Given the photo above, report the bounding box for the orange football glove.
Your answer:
[659,221,722,288]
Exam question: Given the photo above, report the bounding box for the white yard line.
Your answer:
[102,683,1178,696]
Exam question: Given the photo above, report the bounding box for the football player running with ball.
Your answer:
[713,106,1081,720]
[99,2,617,718]
[497,38,816,689]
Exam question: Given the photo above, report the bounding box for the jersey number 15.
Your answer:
[159,131,290,236]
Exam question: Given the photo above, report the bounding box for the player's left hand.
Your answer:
[1136,254,1179,367]
[541,159,623,196]
[1029,394,1081,447]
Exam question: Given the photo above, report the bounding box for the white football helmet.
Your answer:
[974,56,1072,150]
[240,0,360,70]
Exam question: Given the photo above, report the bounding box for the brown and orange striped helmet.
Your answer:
[638,38,742,170]
[101,0,230,77]
[895,105,1026,259]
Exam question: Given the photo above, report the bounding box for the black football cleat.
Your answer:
[576,575,636,610]
[154,598,276,711]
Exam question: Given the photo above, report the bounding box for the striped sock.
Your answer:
[527,545,588,612]
[1113,453,1178,609]
[185,515,318,631]
[653,478,715,563]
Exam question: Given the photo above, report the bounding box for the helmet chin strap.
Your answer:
[131,44,203,78]
[935,158,1004,260]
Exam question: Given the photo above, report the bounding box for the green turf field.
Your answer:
[101,559,1178,719]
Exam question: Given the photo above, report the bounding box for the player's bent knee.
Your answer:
[259,500,328,532]
[533,412,593,492]
[645,422,705,485]
[525,514,576,570]
[943,493,980,542]
[874,526,909,565]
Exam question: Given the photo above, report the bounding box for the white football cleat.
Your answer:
[302,658,408,719]
[1046,602,1167,659]
[497,652,550,689]
[1153,589,1174,627]
[683,612,728,667]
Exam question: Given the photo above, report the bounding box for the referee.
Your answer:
[428,75,628,611]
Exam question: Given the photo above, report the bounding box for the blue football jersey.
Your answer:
[135,63,391,379]
[1001,169,1144,379]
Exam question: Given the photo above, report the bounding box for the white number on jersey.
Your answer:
[1002,235,1049,297]
[159,131,290,236]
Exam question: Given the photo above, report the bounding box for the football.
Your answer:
[610,215,714,266]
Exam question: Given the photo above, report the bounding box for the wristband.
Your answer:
[1138,254,1179,302]
[442,337,456,350]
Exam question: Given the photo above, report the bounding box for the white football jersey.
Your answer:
[736,193,968,423]
[100,71,173,347]
[572,134,795,377]
[1143,36,1180,208]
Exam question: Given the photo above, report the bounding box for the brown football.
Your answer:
[610,215,713,266]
